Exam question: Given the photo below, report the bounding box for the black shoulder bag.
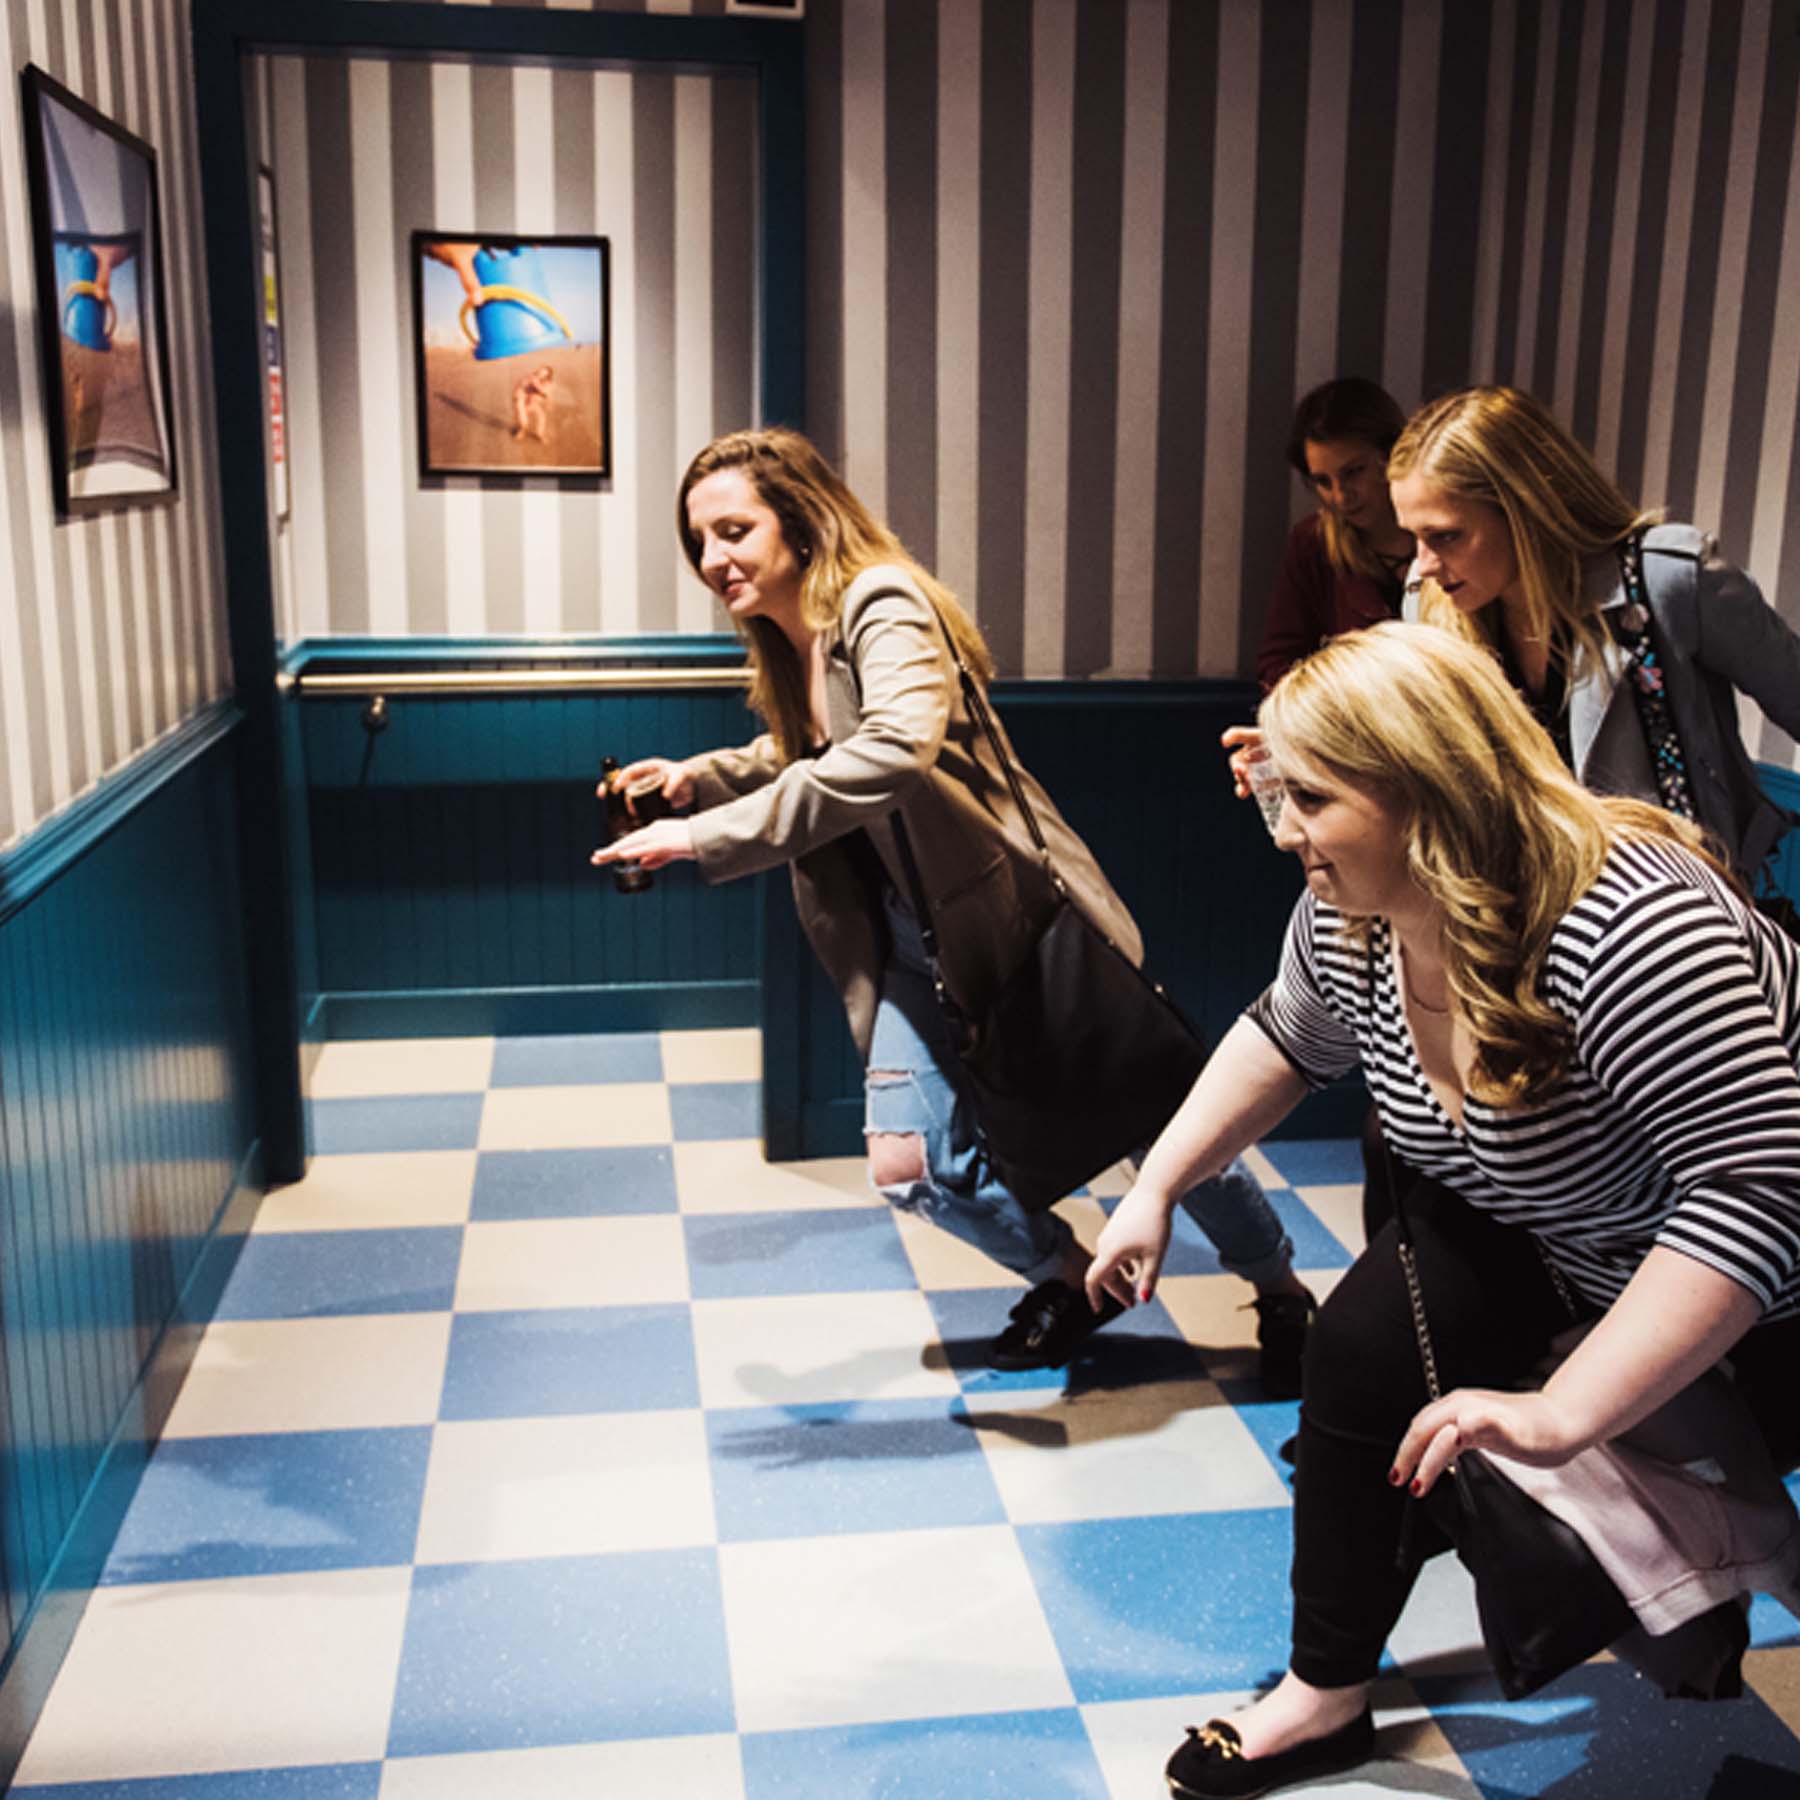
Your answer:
[1384,1135,1635,1698]
[886,611,1207,1213]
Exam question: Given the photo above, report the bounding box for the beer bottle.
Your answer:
[599,755,653,893]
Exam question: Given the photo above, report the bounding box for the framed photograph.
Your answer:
[257,165,289,522]
[20,65,178,515]
[412,232,611,479]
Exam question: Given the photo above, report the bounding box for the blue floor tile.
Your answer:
[706,1399,1004,1541]
[741,1709,1108,1799]
[386,1549,735,1756]
[1265,1186,1356,1269]
[683,1207,915,1299]
[1415,1662,1800,1796]
[470,1145,677,1219]
[99,1428,431,1585]
[9,1768,383,1798]
[668,1080,761,1140]
[488,1032,663,1087]
[1257,1137,1367,1188]
[214,1228,463,1320]
[1016,1509,1295,1701]
[439,1305,699,1420]
[307,1094,484,1154]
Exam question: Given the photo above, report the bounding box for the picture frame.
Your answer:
[257,164,289,523]
[20,65,178,515]
[411,232,612,480]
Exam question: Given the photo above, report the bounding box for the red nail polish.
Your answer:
[1388,1467,1402,1486]
[1410,1478,1423,1496]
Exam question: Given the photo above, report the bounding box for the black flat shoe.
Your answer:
[1165,1708,1374,1799]
[988,1278,1124,1370]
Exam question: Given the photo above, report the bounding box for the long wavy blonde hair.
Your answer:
[1388,386,1660,685]
[1260,622,1715,1106]
[678,428,993,764]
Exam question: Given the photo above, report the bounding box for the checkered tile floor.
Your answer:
[12,1030,1800,1797]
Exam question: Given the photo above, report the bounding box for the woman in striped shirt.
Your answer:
[1088,623,1800,1799]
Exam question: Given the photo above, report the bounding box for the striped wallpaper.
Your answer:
[255,47,758,646]
[13,0,1795,853]
[0,0,230,853]
[254,0,1799,776]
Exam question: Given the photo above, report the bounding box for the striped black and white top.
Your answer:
[1248,838,1800,1320]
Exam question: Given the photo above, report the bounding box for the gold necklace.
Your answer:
[1403,972,1450,1016]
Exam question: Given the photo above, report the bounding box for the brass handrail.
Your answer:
[292,664,751,697]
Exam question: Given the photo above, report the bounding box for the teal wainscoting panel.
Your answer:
[1762,762,1800,900]
[0,726,260,1783]
[767,680,1363,1161]
[299,679,763,1035]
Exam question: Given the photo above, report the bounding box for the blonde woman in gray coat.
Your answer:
[593,427,1315,1379]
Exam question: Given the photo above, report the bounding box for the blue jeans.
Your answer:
[865,893,1294,1286]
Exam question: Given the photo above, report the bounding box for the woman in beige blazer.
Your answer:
[594,427,1313,1377]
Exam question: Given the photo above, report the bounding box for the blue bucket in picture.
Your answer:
[466,245,570,362]
[62,245,113,352]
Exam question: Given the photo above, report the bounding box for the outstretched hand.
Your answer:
[1220,725,1264,800]
[613,756,696,811]
[591,818,696,871]
[1085,1186,1173,1312]
[1390,1387,1589,1497]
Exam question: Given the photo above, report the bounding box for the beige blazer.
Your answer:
[685,565,1141,1058]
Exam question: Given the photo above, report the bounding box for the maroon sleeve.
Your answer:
[1257,516,1336,691]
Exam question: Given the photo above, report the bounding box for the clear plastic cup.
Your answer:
[1244,746,1285,837]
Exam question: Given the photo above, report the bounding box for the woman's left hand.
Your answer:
[591,819,697,871]
[1391,1388,1589,1497]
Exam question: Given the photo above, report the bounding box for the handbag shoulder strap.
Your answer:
[1612,534,1700,822]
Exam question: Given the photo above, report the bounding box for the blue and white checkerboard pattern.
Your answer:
[12,1030,1800,1798]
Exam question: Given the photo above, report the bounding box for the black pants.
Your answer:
[1288,1177,1800,1687]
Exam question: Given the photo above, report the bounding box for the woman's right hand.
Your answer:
[1220,725,1264,800]
[606,756,697,810]
[1086,1185,1175,1311]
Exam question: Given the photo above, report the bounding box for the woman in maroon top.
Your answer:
[1255,378,1416,691]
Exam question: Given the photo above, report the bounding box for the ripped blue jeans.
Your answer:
[865,893,1293,1286]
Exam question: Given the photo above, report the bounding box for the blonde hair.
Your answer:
[1260,621,1713,1107]
[1387,386,1660,684]
[678,428,994,763]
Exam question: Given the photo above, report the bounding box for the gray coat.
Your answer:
[1571,525,1800,879]
[1405,525,1800,879]
[685,565,1141,1058]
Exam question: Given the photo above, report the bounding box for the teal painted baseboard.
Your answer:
[0,1140,264,1790]
[320,980,759,1041]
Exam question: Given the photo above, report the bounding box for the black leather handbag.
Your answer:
[1389,1157,1635,1699]
[888,615,1207,1214]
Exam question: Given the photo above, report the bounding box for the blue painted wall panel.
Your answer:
[300,686,765,1011]
[0,728,258,1739]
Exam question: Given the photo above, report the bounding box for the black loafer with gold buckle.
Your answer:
[1164,1708,1374,1799]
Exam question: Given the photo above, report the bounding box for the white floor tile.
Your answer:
[690,1290,961,1407]
[253,1150,478,1232]
[414,1411,716,1563]
[13,1567,412,1784]
[478,1083,672,1149]
[453,1216,689,1310]
[719,1524,1073,1732]
[379,1734,746,1799]
[659,1027,762,1084]
[673,1140,879,1213]
[1297,1182,1367,1257]
[159,1315,453,1437]
[963,1379,1293,1522]
[310,1037,495,1098]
